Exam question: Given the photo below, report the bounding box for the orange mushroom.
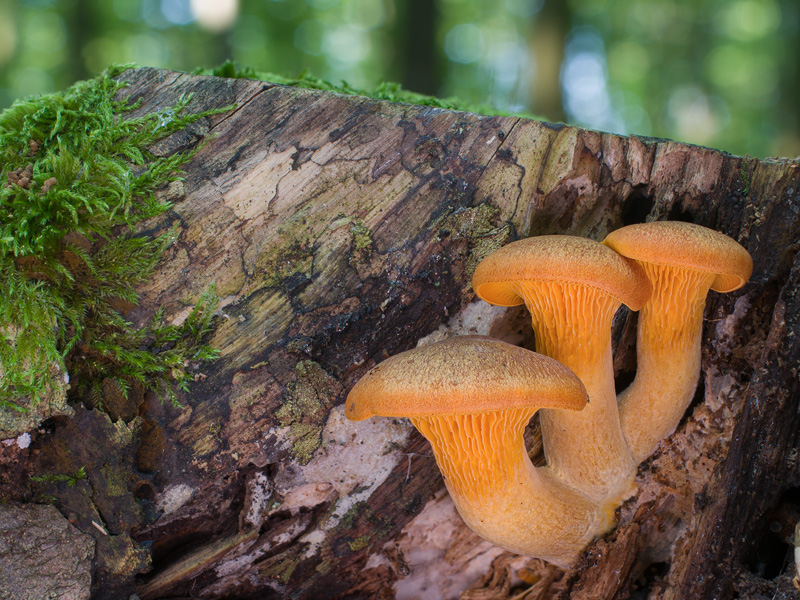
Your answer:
[472,236,650,503]
[346,335,613,568]
[603,221,752,461]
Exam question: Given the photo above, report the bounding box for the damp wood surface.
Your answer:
[1,67,799,600]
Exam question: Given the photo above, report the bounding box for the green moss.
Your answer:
[261,557,299,584]
[436,203,512,275]
[350,221,373,252]
[0,65,232,413]
[348,534,371,552]
[30,465,87,487]
[276,360,340,464]
[195,60,536,119]
[739,164,751,196]
[315,559,333,574]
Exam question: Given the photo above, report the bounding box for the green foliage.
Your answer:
[76,284,221,407]
[195,60,528,118]
[31,465,87,487]
[0,65,227,409]
[739,166,752,196]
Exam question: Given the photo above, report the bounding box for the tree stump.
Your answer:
[3,67,800,600]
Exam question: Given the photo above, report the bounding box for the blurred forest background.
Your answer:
[0,0,798,159]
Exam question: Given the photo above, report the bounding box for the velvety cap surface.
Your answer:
[602,221,753,293]
[472,236,651,310]
[346,335,587,421]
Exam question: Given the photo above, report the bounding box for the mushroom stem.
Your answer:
[515,281,637,504]
[618,265,715,462]
[411,410,612,569]
[602,222,752,463]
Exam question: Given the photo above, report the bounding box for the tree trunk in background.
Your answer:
[64,0,93,86]
[394,0,440,96]
[529,0,569,122]
[2,67,800,600]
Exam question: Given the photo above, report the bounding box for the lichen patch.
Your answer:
[435,203,512,275]
[242,471,273,529]
[272,405,411,540]
[155,483,196,516]
[275,360,344,464]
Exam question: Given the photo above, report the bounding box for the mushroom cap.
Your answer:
[472,235,651,310]
[346,335,588,421]
[602,222,753,293]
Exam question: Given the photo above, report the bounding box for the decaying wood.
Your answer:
[1,67,800,599]
[0,503,94,600]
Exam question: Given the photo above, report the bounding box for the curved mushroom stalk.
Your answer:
[346,335,612,568]
[472,236,650,504]
[603,222,753,462]
[513,280,636,504]
[616,265,714,462]
[411,410,612,568]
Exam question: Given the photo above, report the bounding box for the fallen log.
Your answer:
[3,67,800,600]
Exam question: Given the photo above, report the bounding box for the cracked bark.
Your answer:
[2,67,799,600]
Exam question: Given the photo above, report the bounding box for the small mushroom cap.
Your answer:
[346,335,587,421]
[602,222,753,293]
[472,235,651,310]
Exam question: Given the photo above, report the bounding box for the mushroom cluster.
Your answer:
[346,221,752,568]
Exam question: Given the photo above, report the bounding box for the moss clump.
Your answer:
[739,165,751,196]
[436,203,512,275]
[348,534,370,552]
[260,556,299,584]
[0,65,230,415]
[350,221,373,252]
[30,465,87,487]
[195,60,533,118]
[276,360,341,464]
